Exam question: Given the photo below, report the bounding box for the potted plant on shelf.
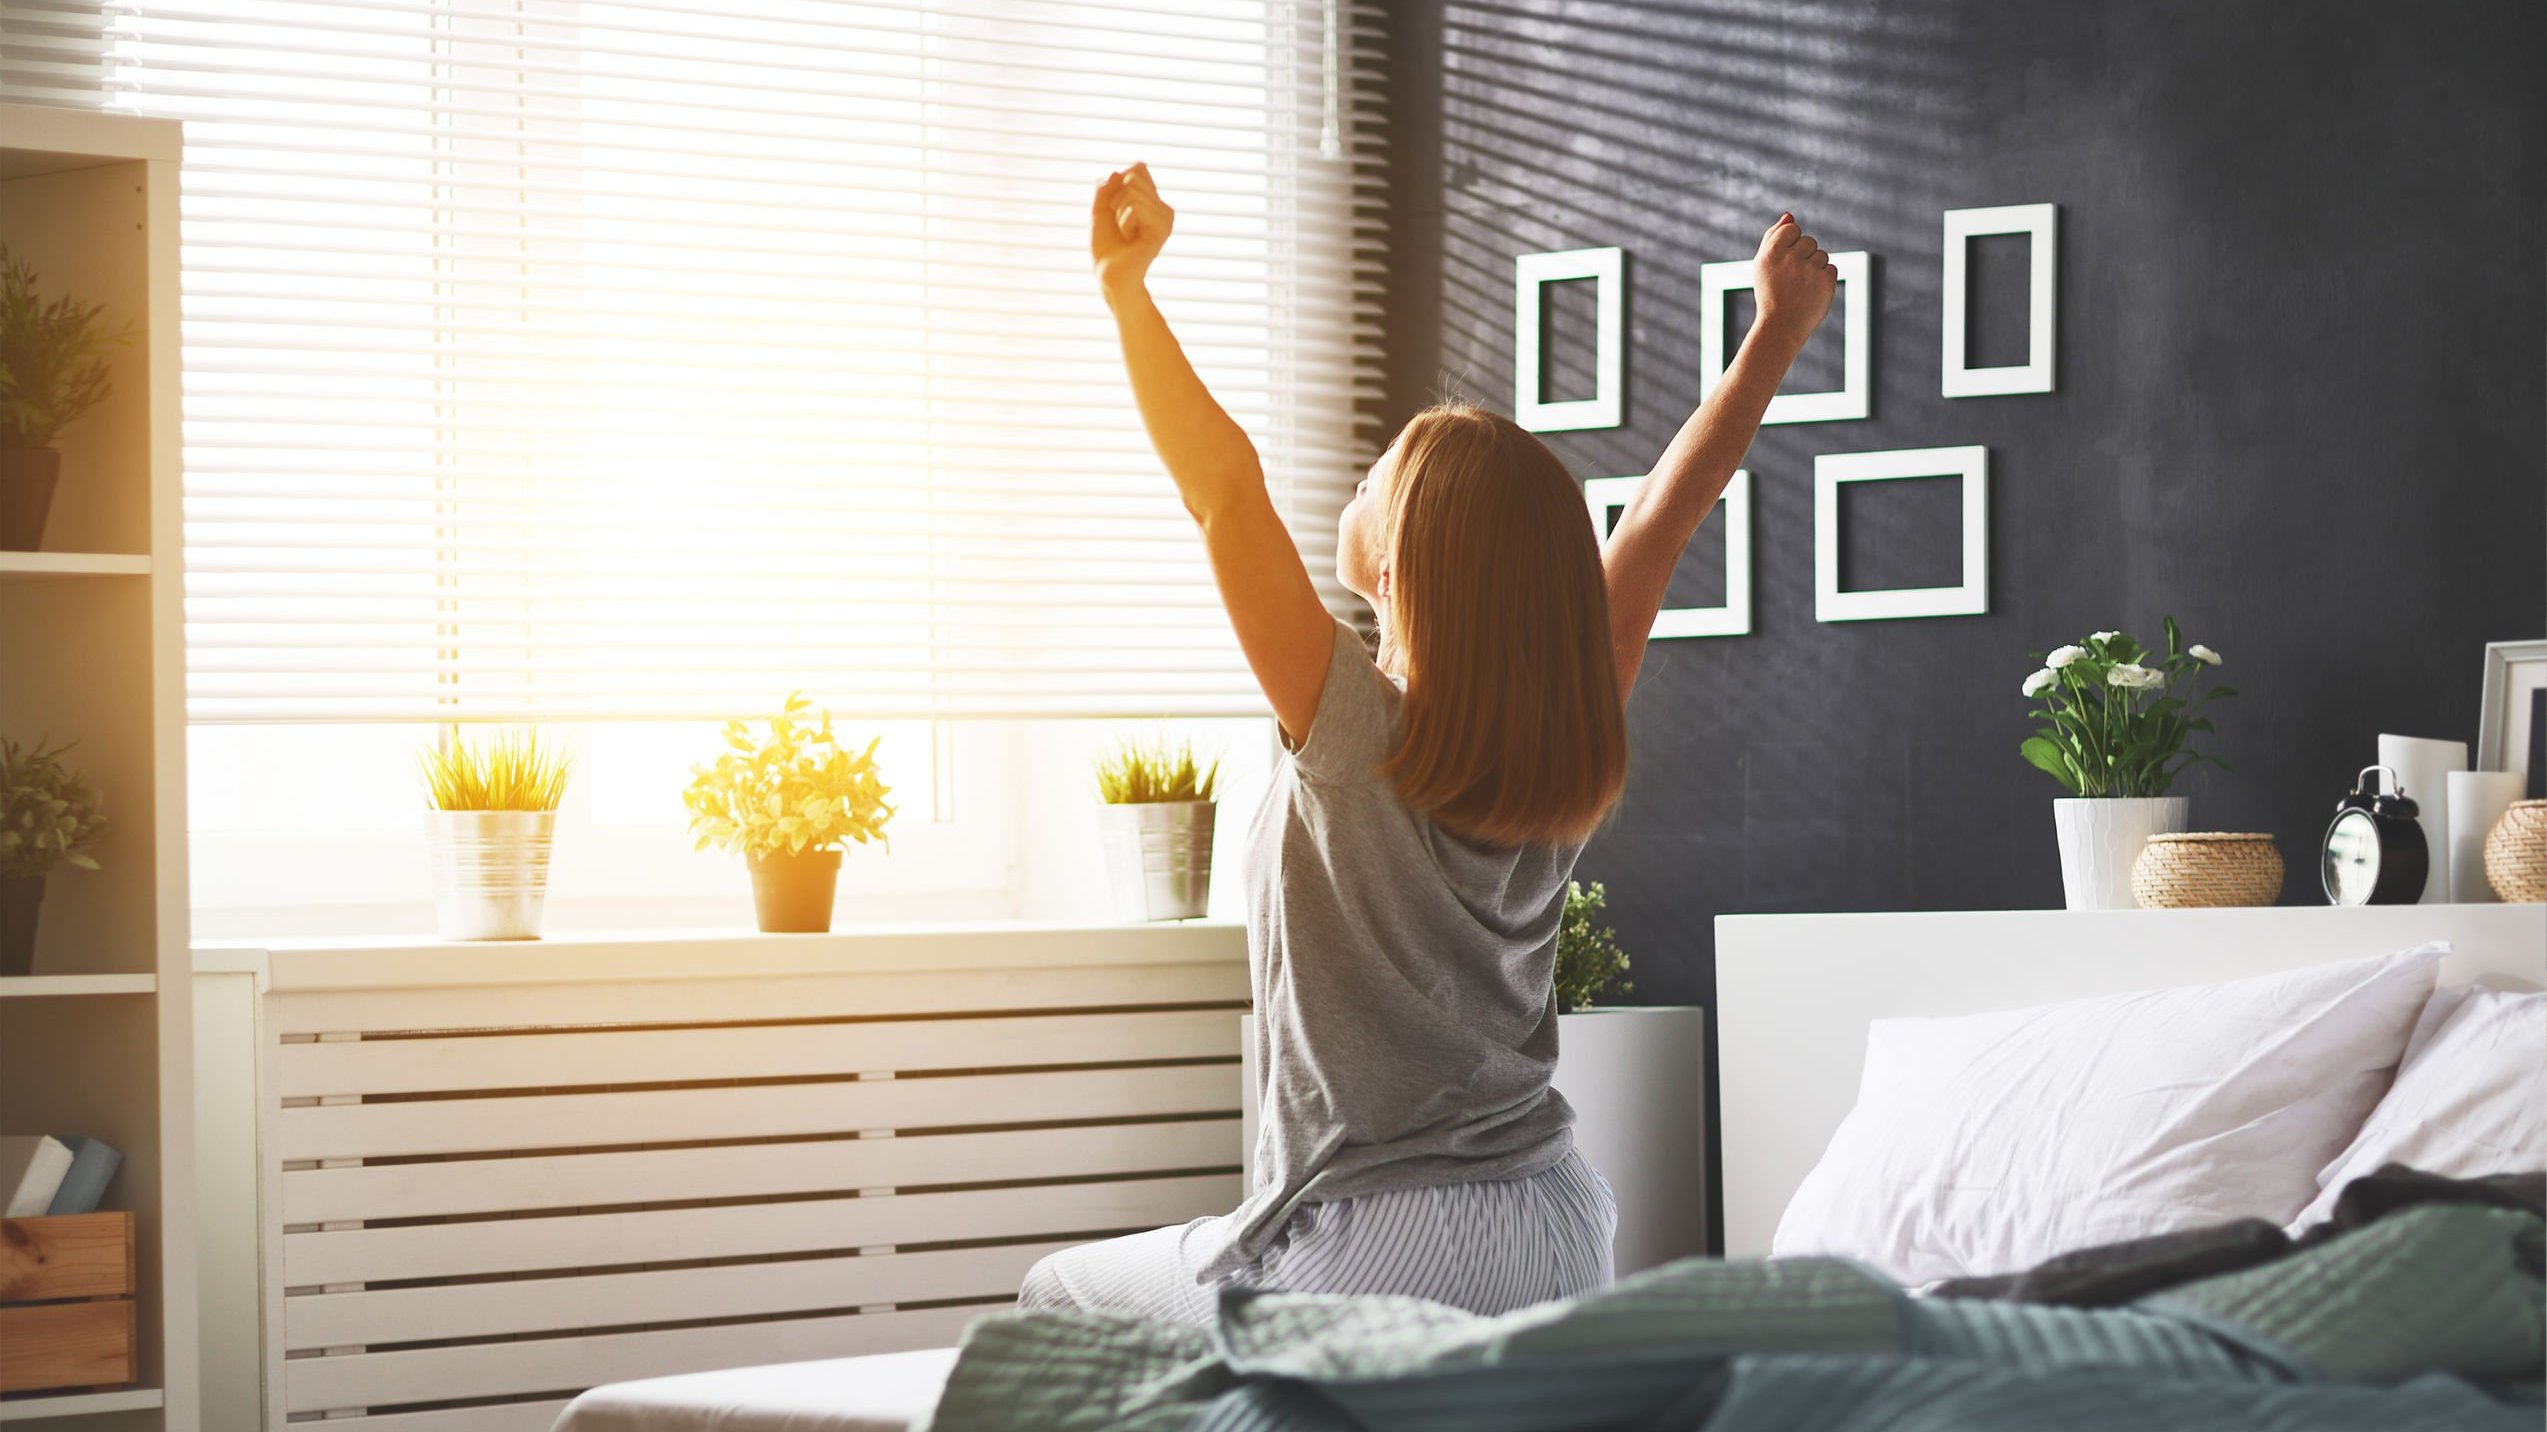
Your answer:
[1545,880,1708,1275]
[419,729,572,941]
[685,692,893,934]
[0,246,131,551]
[0,736,104,976]
[2019,618,2235,909]
[1093,735,1219,921]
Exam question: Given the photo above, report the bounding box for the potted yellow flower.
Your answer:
[685,693,893,933]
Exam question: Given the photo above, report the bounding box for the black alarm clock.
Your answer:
[2320,765,2429,905]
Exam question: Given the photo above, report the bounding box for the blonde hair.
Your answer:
[1374,403,1627,848]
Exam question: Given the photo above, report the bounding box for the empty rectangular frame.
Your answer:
[1942,203,2056,396]
[1700,251,1870,424]
[1515,247,1625,431]
[1814,446,1989,622]
[1584,470,1752,637]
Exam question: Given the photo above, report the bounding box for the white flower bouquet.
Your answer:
[2020,618,2235,798]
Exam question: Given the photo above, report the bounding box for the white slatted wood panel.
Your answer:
[277,1062,1240,1161]
[265,961,1249,1036]
[285,1121,1238,1283]
[289,1241,1074,1348]
[267,952,1246,1425]
[285,1303,986,1414]
[272,1008,1239,1096]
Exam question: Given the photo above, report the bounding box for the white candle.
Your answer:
[2447,770,2527,902]
[2377,735,2466,904]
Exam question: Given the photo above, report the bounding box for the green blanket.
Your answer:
[918,1204,2543,1432]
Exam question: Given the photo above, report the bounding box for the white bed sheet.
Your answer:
[551,1346,960,1432]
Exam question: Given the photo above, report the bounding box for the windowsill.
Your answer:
[193,918,1248,992]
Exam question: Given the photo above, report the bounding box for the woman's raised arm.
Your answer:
[1093,164,1333,742]
[1601,215,1836,702]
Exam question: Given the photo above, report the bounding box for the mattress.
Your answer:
[551,1346,960,1432]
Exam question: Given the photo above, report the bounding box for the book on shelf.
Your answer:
[0,1134,121,1218]
[47,1136,123,1216]
[1,1134,73,1217]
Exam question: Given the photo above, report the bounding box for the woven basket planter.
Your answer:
[2484,800,2547,904]
[2131,832,2284,909]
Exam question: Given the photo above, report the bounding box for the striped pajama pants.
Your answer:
[1015,1146,1617,1324]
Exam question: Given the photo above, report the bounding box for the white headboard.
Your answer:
[1715,903,2546,1257]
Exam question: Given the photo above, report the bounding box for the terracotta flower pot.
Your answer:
[0,448,61,551]
[748,847,842,933]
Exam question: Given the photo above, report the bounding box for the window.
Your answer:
[9,0,1382,932]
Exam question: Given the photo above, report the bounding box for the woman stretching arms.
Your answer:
[1019,164,1837,1321]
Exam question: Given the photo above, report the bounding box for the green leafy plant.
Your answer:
[686,692,894,858]
[1553,880,1632,1014]
[0,245,132,450]
[418,729,574,811]
[1094,735,1220,804]
[0,736,104,878]
[2018,618,2236,798]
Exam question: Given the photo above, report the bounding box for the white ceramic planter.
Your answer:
[424,809,557,940]
[1551,1005,1710,1276]
[1098,800,1216,921]
[2053,796,2189,910]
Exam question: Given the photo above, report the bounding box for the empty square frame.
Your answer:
[1515,247,1624,432]
[1700,250,1870,424]
[1814,446,1988,622]
[1942,203,2056,396]
[1584,470,1752,638]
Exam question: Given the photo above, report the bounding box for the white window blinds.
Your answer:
[7,0,1385,722]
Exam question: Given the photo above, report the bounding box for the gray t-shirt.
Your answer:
[1200,615,1586,1278]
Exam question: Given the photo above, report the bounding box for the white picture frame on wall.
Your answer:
[1942,202,2057,397]
[1700,250,1870,424]
[1584,470,1752,638]
[1814,445,1989,622]
[2479,639,2547,797]
[1514,246,1625,432]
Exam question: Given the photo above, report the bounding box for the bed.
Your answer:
[553,902,2545,1431]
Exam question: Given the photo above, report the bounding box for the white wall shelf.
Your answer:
[0,1389,167,1422]
[0,973,158,998]
[0,553,153,581]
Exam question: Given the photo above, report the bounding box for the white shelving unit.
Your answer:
[0,101,197,1431]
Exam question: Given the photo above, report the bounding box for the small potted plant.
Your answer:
[685,693,893,933]
[0,736,104,975]
[2018,618,2235,909]
[419,729,572,941]
[1543,880,1709,1274]
[1093,735,1219,921]
[0,246,131,551]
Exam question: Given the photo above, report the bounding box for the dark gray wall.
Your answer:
[1378,0,2544,1242]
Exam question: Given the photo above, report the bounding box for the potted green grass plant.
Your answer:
[2018,618,2235,909]
[419,729,573,941]
[0,736,104,976]
[1093,736,1219,921]
[685,693,893,933]
[0,246,131,551]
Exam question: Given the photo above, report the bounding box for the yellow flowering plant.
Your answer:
[684,692,893,859]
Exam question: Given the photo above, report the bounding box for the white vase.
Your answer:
[2052,796,2189,910]
[1551,1006,1710,1276]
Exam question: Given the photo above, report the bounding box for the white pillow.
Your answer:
[2289,984,2546,1229]
[1771,946,2443,1286]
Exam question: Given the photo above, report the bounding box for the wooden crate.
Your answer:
[0,1212,137,1394]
